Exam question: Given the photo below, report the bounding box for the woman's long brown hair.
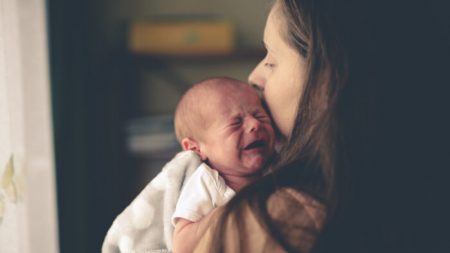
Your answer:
[205,0,450,252]
[208,0,352,252]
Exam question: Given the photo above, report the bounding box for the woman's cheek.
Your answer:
[264,99,286,137]
[270,90,298,137]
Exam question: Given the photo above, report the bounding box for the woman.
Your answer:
[192,0,450,252]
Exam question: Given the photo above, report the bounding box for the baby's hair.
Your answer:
[174,77,247,143]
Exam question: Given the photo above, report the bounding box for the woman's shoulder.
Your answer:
[268,187,325,226]
[194,187,326,253]
[265,187,327,251]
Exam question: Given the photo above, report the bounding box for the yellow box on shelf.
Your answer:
[129,20,235,55]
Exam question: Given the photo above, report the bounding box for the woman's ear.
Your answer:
[181,137,208,161]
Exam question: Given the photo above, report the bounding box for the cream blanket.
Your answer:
[102,151,201,253]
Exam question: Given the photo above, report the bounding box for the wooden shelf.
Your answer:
[130,48,265,63]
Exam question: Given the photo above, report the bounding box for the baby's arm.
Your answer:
[171,164,234,253]
[172,208,220,253]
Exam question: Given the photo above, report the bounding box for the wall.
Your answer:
[0,0,58,252]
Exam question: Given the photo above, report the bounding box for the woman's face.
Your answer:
[248,4,307,138]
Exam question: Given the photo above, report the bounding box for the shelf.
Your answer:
[130,48,265,63]
[126,47,265,100]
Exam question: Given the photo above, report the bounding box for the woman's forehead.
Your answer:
[264,4,285,53]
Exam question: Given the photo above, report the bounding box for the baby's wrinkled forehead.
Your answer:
[179,78,265,128]
[207,84,260,108]
[191,79,256,103]
[205,88,264,118]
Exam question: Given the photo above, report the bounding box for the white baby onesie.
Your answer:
[172,163,235,225]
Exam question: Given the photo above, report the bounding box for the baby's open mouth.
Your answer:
[243,140,266,150]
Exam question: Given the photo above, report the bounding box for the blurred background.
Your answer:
[48,0,268,252]
[2,1,449,253]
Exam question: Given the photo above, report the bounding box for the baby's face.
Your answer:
[199,86,276,177]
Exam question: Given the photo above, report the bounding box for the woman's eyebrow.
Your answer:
[263,41,277,55]
[261,41,267,48]
[263,41,272,52]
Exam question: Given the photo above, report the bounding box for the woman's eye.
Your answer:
[262,51,276,69]
[264,62,276,69]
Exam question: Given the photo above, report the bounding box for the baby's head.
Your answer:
[174,77,276,177]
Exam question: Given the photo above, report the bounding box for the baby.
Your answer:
[172,77,276,252]
[102,77,275,253]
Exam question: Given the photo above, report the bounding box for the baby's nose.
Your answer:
[246,116,261,133]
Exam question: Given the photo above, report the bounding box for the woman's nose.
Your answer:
[248,60,266,90]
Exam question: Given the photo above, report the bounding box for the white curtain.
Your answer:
[0,0,58,252]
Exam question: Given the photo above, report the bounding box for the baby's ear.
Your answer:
[181,137,207,161]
